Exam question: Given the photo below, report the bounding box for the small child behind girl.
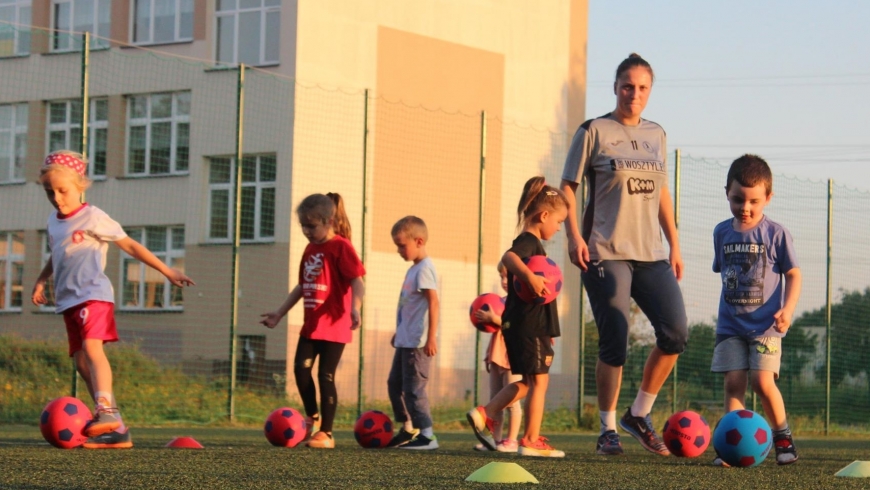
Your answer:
[467,176,568,458]
[472,261,522,453]
[260,193,366,449]
[32,150,195,449]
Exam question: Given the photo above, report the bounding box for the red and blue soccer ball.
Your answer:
[712,409,773,467]
[39,396,92,449]
[264,407,307,448]
[513,255,563,305]
[661,410,710,458]
[353,410,393,448]
[469,293,505,333]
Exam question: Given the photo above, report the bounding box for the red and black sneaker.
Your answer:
[774,433,798,465]
[83,427,133,449]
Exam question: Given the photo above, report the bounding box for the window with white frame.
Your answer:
[132,0,193,45]
[39,231,56,310]
[47,98,108,178]
[0,0,32,56]
[215,0,280,67]
[127,91,190,176]
[0,103,27,184]
[208,154,276,242]
[121,226,185,310]
[51,0,111,51]
[0,231,24,311]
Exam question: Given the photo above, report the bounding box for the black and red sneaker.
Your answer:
[83,427,133,449]
[774,433,798,465]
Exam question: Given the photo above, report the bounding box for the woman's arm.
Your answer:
[658,186,683,281]
[560,179,589,271]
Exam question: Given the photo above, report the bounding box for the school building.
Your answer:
[0,0,589,404]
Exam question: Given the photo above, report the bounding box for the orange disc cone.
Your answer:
[166,436,204,449]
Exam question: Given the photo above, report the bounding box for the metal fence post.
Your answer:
[228,64,246,422]
[70,31,91,399]
[825,179,833,435]
[474,111,487,406]
[672,148,681,413]
[358,89,370,419]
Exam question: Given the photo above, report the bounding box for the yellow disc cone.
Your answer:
[835,461,870,477]
[465,462,539,484]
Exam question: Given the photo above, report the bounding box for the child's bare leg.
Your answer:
[751,371,787,429]
[522,373,548,442]
[485,378,528,427]
[506,373,523,442]
[81,339,122,436]
[723,370,748,412]
[488,366,506,441]
[73,350,96,401]
[81,339,113,403]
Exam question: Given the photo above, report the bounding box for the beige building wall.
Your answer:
[288,0,588,399]
[1,0,587,402]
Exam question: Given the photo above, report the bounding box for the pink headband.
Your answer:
[44,153,87,176]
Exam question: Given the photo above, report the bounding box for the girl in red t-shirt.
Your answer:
[260,193,366,449]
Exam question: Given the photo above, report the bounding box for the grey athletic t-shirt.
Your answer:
[562,113,669,261]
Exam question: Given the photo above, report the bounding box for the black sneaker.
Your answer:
[386,428,419,448]
[774,433,798,465]
[400,434,439,450]
[83,427,133,449]
[596,430,624,455]
[618,408,670,456]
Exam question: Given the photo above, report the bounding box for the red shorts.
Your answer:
[62,301,118,357]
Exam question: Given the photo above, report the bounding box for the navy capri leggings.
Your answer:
[582,260,688,366]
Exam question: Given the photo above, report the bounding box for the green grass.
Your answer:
[2,425,870,489]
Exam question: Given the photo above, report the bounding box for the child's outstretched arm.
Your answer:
[350,276,365,330]
[31,257,53,305]
[115,237,195,287]
[774,267,802,333]
[423,288,439,357]
[502,250,549,298]
[260,284,302,329]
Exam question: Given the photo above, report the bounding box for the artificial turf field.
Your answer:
[1,426,869,489]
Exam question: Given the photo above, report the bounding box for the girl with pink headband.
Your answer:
[32,150,195,448]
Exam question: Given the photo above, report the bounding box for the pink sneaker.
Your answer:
[496,439,518,453]
[519,436,565,458]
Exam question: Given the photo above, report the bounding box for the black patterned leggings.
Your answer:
[294,337,345,433]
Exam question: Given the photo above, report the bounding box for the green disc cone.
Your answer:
[465,462,539,484]
[835,461,870,478]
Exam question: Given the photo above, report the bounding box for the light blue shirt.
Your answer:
[394,257,438,348]
[713,215,799,338]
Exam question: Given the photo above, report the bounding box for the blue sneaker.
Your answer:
[596,430,624,455]
[619,408,670,456]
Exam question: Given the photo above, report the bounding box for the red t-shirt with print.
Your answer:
[298,235,366,343]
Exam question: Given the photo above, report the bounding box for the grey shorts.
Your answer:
[711,335,782,378]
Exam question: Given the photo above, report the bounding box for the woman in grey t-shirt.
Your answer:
[560,53,688,458]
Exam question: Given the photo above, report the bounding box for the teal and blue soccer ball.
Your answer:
[712,409,772,467]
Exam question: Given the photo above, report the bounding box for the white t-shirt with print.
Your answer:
[47,204,127,312]
[394,257,438,348]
